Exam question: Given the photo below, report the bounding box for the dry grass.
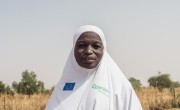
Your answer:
[0,87,180,110]
[136,87,180,110]
[0,94,50,110]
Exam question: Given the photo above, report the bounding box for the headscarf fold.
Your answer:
[45,25,142,110]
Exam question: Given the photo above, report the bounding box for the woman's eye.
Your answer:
[78,44,86,48]
[93,45,101,49]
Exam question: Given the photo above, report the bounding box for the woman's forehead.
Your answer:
[77,32,102,42]
[73,25,106,48]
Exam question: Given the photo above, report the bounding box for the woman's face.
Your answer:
[74,32,104,69]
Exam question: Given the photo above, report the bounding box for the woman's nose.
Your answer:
[85,46,93,54]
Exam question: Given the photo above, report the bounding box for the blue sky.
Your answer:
[1,0,180,88]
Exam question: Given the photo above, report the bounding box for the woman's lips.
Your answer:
[82,57,95,64]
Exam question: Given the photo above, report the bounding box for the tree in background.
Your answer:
[0,81,14,96]
[12,70,45,97]
[0,81,5,95]
[148,73,172,90]
[5,85,14,95]
[170,80,180,108]
[147,76,157,87]
[37,81,45,93]
[171,81,180,88]
[128,77,142,90]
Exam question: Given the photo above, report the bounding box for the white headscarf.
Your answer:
[45,25,142,110]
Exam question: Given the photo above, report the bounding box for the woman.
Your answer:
[45,25,142,110]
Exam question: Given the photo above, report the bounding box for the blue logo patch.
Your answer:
[63,83,75,91]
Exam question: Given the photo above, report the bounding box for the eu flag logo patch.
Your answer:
[63,83,75,91]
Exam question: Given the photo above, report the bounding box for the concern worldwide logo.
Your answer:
[91,84,109,97]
